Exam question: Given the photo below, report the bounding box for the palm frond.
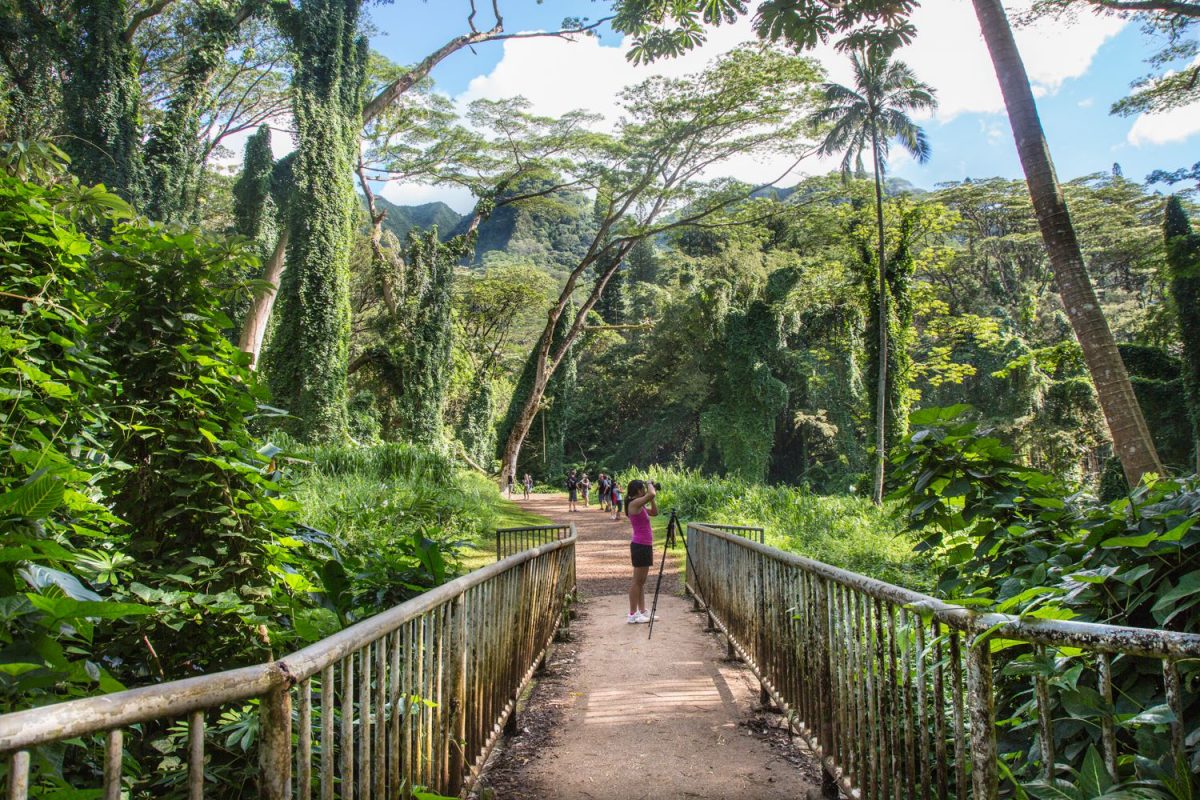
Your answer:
[879,109,931,163]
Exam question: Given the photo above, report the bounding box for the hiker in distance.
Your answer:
[523,473,533,500]
[566,469,579,512]
[625,479,659,624]
[581,472,591,508]
[609,480,622,521]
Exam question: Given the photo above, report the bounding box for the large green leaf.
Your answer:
[1025,780,1082,800]
[0,475,64,519]
[1077,746,1112,797]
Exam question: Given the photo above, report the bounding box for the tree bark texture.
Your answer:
[971,0,1163,485]
[871,126,888,505]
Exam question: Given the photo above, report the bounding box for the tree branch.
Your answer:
[361,16,612,125]
[1089,0,1200,14]
[124,0,178,43]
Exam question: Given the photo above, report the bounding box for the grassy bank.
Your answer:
[618,467,931,590]
[289,442,551,576]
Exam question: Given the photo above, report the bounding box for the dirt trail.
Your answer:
[477,493,821,800]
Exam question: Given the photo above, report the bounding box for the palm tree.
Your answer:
[970,0,1163,487]
[809,49,936,504]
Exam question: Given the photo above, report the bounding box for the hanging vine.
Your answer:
[62,0,145,203]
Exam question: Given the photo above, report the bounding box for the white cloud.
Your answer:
[1125,56,1200,146]
[1127,100,1200,146]
[386,0,1125,204]
[897,0,1124,120]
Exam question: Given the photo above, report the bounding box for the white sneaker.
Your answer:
[627,613,641,624]
[635,612,657,623]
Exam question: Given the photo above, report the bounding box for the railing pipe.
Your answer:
[0,529,575,799]
[685,521,1200,800]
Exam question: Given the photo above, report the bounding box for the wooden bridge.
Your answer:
[2,520,1198,799]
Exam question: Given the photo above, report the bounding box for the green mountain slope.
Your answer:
[376,197,463,242]
[377,184,597,270]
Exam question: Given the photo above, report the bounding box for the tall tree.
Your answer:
[264,0,367,441]
[142,0,259,223]
[62,0,146,203]
[1164,196,1200,472]
[496,46,822,489]
[809,49,935,503]
[971,0,1163,486]
[230,124,278,344]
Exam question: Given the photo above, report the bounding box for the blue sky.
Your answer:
[362,1,1199,209]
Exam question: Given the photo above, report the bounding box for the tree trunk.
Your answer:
[497,249,628,490]
[238,226,288,369]
[971,0,1163,486]
[871,126,888,505]
[499,367,551,490]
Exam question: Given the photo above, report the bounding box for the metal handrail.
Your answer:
[702,522,765,544]
[1,532,577,799]
[685,522,1200,800]
[495,523,572,560]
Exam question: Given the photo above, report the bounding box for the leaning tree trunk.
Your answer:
[238,227,289,368]
[498,247,630,490]
[972,0,1163,486]
[870,126,888,505]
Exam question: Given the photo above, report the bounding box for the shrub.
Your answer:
[893,405,1200,789]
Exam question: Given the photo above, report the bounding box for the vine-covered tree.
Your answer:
[230,124,278,339]
[1165,196,1200,471]
[234,4,610,395]
[264,0,367,441]
[62,1,147,203]
[700,273,796,481]
[143,0,259,223]
[809,49,935,503]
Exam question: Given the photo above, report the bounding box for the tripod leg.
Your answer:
[647,531,670,639]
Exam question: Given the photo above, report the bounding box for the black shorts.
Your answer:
[631,542,654,568]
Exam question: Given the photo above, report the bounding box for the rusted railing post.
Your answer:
[965,636,998,800]
[259,672,293,800]
[816,577,838,799]
[446,594,468,796]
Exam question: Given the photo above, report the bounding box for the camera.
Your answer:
[648,480,664,491]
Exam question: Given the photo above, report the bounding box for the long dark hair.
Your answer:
[625,479,647,516]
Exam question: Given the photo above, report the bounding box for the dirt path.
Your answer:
[476,493,821,800]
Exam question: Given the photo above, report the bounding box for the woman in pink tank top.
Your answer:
[624,479,658,624]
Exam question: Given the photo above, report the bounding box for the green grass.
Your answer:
[287,442,555,576]
[459,495,555,571]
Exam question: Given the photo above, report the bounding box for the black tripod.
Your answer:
[647,509,686,639]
